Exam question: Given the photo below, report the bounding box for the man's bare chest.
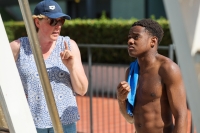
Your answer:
[136,72,164,101]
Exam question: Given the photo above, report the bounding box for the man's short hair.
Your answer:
[132,19,164,44]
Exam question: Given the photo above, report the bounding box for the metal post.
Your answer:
[17,0,63,132]
[168,44,174,60]
[88,47,93,133]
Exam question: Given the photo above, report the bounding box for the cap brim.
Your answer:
[45,12,71,20]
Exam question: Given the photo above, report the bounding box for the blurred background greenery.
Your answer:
[1,0,173,64]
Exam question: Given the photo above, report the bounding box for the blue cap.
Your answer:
[34,0,71,20]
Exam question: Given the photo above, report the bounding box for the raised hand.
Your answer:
[60,41,74,69]
[117,81,130,102]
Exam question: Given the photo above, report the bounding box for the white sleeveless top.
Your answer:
[16,36,80,128]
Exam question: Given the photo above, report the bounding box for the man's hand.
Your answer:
[117,81,130,102]
[117,81,134,123]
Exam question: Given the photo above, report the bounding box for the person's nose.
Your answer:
[127,38,134,45]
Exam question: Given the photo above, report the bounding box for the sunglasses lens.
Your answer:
[48,18,65,26]
[49,19,57,26]
[60,19,65,25]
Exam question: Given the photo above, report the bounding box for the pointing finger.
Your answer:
[64,41,68,50]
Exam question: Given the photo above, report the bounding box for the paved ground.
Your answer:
[76,96,195,133]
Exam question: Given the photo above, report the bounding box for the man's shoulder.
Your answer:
[158,55,181,78]
[160,57,178,70]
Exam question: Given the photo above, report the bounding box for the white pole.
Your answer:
[0,15,37,133]
[163,0,200,132]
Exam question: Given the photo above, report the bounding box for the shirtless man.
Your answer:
[117,19,188,133]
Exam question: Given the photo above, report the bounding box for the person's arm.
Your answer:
[60,39,88,96]
[117,68,134,124]
[161,60,188,133]
[9,39,20,61]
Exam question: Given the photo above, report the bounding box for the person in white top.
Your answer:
[10,0,88,132]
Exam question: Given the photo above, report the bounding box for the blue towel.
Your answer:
[127,60,139,116]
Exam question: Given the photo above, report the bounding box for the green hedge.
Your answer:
[4,17,173,64]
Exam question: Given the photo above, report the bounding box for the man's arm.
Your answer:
[161,60,188,133]
[117,95,134,124]
[117,68,134,124]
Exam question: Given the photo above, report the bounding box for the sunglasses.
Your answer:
[47,18,65,26]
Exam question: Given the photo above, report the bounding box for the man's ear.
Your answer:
[150,36,158,48]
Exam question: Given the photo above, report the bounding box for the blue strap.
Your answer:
[127,60,139,116]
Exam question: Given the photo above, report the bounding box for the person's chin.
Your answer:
[51,34,59,40]
[128,51,137,58]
